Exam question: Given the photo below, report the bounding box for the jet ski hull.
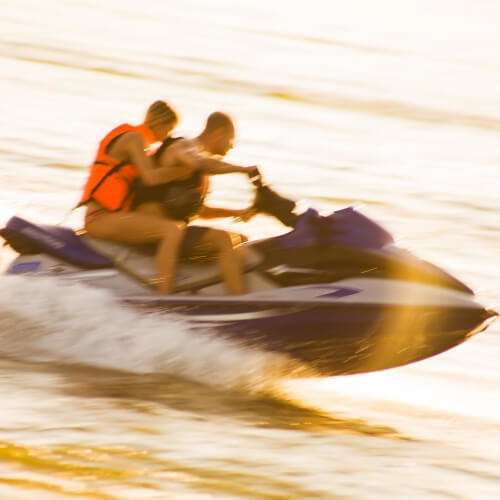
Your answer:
[123,294,497,375]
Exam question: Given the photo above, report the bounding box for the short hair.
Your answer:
[145,100,178,128]
[204,112,234,134]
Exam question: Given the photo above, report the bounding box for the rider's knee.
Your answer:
[161,220,185,241]
[209,229,233,251]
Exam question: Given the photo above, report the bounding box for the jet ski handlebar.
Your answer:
[248,169,263,186]
[249,172,299,227]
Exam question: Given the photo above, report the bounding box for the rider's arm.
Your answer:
[118,133,195,185]
[198,205,255,220]
[172,141,258,177]
[197,157,258,177]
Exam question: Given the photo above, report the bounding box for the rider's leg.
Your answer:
[190,227,245,295]
[134,201,165,218]
[85,209,185,294]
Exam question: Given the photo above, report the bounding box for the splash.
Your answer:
[0,276,305,392]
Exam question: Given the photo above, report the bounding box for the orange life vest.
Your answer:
[79,123,157,212]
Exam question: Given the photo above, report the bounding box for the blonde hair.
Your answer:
[145,100,178,128]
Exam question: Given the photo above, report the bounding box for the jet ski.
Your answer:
[1,179,497,375]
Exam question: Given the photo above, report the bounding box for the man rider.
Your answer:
[133,111,258,295]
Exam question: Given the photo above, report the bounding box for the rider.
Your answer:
[133,111,259,295]
[79,100,193,294]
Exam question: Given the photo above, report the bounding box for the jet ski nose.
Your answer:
[483,308,498,323]
[467,308,498,338]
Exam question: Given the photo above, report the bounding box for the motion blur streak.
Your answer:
[0,0,499,498]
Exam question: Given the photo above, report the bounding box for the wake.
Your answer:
[0,276,305,391]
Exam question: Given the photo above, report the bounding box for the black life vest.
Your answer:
[132,137,209,221]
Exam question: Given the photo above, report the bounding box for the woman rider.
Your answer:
[79,100,195,294]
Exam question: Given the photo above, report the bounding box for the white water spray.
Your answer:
[0,276,303,391]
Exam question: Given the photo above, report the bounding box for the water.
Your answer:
[1,0,499,498]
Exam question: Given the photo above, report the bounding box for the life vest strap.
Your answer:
[88,161,127,200]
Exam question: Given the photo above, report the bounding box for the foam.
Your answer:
[0,276,303,391]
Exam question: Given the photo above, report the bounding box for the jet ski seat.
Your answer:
[83,233,263,293]
[1,216,263,293]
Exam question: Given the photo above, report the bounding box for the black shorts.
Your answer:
[180,226,211,258]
